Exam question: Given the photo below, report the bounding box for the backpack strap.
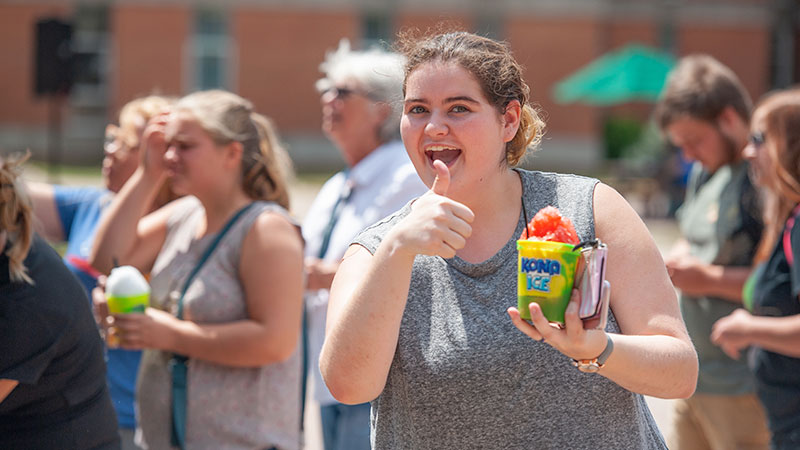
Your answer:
[783,203,800,267]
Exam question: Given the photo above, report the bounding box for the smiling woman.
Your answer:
[319,31,698,450]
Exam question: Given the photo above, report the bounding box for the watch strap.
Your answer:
[595,333,614,365]
[572,333,614,370]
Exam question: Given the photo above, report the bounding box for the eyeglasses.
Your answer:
[749,131,766,148]
[319,86,372,101]
[104,124,138,155]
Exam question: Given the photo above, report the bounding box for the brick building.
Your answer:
[0,0,792,171]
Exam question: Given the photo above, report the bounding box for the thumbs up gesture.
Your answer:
[388,160,474,259]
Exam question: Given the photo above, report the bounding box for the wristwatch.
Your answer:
[572,334,614,373]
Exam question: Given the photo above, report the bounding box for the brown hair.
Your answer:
[655,54,752,130]
[174,90,292,210]
[396,30,545,166]
[750,89,800,262]
[0,152,33,284]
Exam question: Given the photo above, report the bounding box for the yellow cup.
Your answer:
[517,240,580,323]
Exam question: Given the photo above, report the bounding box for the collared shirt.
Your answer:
[302,139,428,405]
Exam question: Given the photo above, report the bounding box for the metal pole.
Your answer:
[47,94,64,183]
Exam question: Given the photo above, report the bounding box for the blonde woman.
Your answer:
[90,90,304,450]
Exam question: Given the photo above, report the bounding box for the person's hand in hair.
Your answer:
[139,113,171,181]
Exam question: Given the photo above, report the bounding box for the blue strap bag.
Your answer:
[169,203,254,449]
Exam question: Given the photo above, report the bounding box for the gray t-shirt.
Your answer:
[677,161,762,395]
[354,169,666,450]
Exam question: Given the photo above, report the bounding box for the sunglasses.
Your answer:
[749,131,766,148]
[320,86,372,101]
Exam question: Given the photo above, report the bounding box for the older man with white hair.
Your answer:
[302,40,427,450]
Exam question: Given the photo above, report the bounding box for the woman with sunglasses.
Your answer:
[26,95,176,449]
[712,89,800,449]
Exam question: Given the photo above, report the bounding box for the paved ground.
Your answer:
[23,165,681,447]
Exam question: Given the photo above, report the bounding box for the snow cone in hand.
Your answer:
[517,206,580,323]
[105,265,150,314]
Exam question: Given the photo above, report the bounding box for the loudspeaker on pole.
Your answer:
[34,18,73,96]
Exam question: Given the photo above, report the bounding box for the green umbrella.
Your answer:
[553,44,676,105]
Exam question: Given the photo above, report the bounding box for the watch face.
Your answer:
[578,363,600,373]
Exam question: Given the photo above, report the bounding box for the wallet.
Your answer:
[573,239,611,330]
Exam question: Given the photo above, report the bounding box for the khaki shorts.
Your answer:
[667,393,770,450]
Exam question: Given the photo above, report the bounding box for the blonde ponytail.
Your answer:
[176,90,293,210]
[246,113,292,210]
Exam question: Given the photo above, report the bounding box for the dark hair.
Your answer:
[175,90,292,210]
[655,54,752,130]
[396,30,545,166]
[751,89,800,263]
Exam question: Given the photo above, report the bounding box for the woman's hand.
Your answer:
[90,276,115,344]
[386,160,474,260]
[305,257,340,291]
[138,113,170,180]
[711,308,754,359]
[507,289,608,361]
[110,307,179,351]
[91,276,109,326]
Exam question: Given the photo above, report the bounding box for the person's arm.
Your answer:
[305,258,340,291]
[112,211,305,367]
[0,379,18,403]
[712,307,800,359]
[509,183,698,399]
[665,247,752,303]
[320,161,474,404]
[89,116,171,275]
[26,182,64,242]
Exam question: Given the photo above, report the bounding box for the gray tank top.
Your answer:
[353,169,666,450]
[137,196,301,450]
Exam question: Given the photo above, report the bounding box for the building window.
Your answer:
[71,4,109,106]
[362,12,393,50]
[193,9,230,90]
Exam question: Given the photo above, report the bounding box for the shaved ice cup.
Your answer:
[517,240,580,323]
[105,266,150,314]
